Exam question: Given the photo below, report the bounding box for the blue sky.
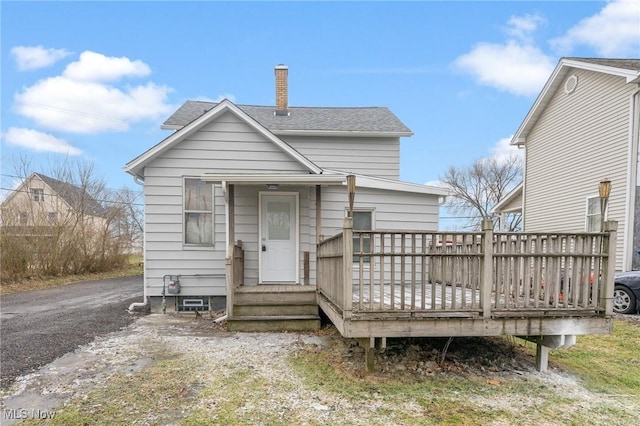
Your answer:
[1,1,639,208]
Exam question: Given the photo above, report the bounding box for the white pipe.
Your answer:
[214,314,228,323]
[129,174,148,312]
[128,296,148,312]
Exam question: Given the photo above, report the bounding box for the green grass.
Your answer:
[551,319,640,395]
[285,321,640,425]
[22,353,202,426]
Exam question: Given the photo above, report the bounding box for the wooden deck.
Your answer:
[316,219,618,371]
[224,219,618,371]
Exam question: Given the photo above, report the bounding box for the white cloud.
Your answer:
[454,12,555,97]
[2,127,82,155]
[490,136,523,163]
[11,46,72,71]
[551,0,640,56]
[454,41,554,96]
[504,14,545,43]
[63,51,151,82]
[13,51,173,134]
[424,180,445,187]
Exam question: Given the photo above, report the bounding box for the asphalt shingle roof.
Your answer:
[163,101,412,134]
[35,173,108,217]
[565,57,640,72]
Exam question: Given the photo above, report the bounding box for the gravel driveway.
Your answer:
[1,313,638,425]
[0,276,144,389]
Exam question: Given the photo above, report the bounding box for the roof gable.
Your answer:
[1,173,107,217]
[492,183,523,214]
[125,99,322,179]
[161,101,413,137]
[512,57,640,146]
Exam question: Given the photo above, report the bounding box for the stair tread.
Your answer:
[233,300,317,306]
[229,314,320,321]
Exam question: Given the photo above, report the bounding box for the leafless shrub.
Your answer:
[0,158,141,283]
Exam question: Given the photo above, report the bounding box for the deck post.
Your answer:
[316,185,322,243]
[343,217,353,320]
[226,184,236,318]
[535,343,549,372]
[358,337,376,372]
[481,219,494,318]
[601,221,618,316]
[226,243,234,318]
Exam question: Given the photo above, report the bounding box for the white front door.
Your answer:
[260,193,298,283]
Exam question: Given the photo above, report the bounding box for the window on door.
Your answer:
[352,210,373,263]
[585,196,604,232]
[184,178,213,245]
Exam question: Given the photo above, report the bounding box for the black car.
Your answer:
[614,271,640,314]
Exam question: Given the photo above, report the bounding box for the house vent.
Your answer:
[564,74,578,94]
[176,296,209,312]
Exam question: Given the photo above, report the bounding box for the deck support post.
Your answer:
[535,343,549,372]
[481,219,494,319]
[316,185,322,243]
[358,337,376,372]
[343,217,353,320]
[601,221,618,316]
[225,183,236,318]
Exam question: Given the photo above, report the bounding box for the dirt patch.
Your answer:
[1,313,638,425]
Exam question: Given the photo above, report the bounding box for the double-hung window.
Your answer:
[31,188,44,202]
[585,196,603,232]
[352,210,373,263]
[184,178,213,245]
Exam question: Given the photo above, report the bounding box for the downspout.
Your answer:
[622,86,640,271]
[128,173,148,312]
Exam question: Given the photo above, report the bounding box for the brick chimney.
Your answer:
[275,64,289,116]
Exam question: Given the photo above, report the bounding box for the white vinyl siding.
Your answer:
[523,69,634,271]
[143,112,310,296]
[284,136,400,179]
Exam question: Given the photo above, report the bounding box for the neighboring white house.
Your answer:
[496,58,640,272]
[0,172,108,232]
[124,65,448,312]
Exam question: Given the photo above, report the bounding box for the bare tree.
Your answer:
[1,156,142,282]
[104,186,144,254]
[440,154,523,231]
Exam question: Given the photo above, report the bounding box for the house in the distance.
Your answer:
[495,58,640,272]
[125,65,448,325]
[0,172,108,234]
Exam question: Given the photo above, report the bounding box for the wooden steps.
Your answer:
[228,285,320,332]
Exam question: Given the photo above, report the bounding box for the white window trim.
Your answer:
[183,176,215,248]
[348,208,376,266]
[585,194,607,232]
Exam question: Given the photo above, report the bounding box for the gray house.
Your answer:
[495,58,640,272]
[125,65,448,320]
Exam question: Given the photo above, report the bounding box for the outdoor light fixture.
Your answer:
[347,174,356,217]
[599,179,611,231]
[265,184,279,190]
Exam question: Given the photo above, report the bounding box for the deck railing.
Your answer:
[225,240,244,317]
[317,219,617,320]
